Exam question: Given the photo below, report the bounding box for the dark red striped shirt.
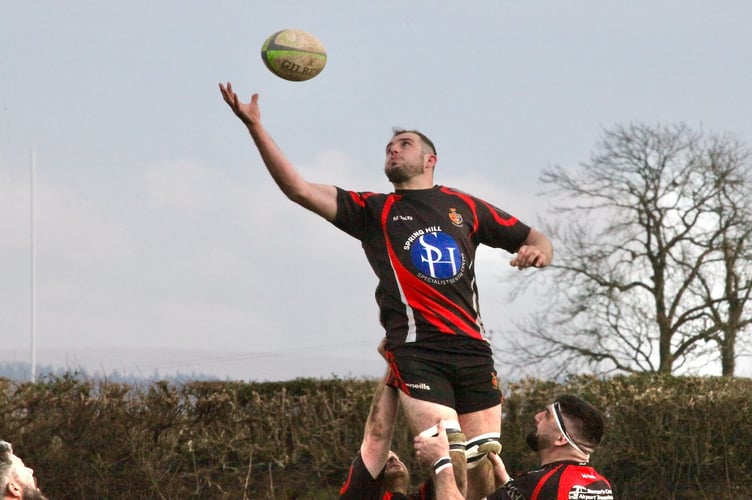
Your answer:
[333,185,530,353]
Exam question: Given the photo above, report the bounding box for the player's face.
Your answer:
[525,406,558,452]
[11,455,36,488]
[384,132,430,183]
[9,455,48,500]
[383,451,410,491]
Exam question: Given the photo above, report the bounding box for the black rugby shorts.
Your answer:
[387,348,501,414]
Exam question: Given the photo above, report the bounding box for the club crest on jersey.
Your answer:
[448,208,463,226]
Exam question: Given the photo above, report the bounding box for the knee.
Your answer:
[465,432,502,469]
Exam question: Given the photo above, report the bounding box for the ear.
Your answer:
[6,479,24,499]
[424,153,438,170]
[553,434,570,448]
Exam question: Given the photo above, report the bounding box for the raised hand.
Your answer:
[218,82,260,128]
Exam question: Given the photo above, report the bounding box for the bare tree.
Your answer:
[498,123,752,376]
[690,138,752,375]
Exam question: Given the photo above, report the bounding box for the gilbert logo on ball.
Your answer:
[261,29,327,82]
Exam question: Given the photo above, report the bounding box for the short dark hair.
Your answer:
[392,128,437,156]
[555,395,605,452]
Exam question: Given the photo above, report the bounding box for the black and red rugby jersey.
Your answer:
[332,185,530,353]
[489,461,614,500]
[338,453,411,500]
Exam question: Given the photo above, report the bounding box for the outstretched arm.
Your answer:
[219,82,337,221]
[510,228,553,269]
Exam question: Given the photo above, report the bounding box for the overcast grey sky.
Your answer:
[2,1,751,381]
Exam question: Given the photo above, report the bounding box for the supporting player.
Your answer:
[339,366,410,499]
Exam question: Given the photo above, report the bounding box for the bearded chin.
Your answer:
[384,469,409,494]
[525,430,540,452]
[385,162,423,184]
[386,169,408,183]
[22,487,49,500]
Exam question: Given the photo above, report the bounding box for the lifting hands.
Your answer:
[487,451,511,488]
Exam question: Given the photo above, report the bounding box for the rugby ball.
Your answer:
[261,29,327,82]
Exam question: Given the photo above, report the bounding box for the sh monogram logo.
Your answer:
[410,231,461,279]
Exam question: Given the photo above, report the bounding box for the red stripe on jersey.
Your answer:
[531,463,564,500]
[398,269,478,336]
[441,186,519,227]
[347,190,378,208]
[440,186,480,236]
[381,195,482,339]
[339,464,356,495]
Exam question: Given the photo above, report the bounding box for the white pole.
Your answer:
[30,148,36,383]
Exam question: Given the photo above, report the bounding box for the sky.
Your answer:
[2,1,751,381]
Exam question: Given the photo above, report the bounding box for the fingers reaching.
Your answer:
[218,82,260,127]
[218,82,235,106]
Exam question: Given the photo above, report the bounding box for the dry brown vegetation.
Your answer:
[1,374,750,499]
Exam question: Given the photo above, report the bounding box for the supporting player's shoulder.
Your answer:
[559,463,614,499]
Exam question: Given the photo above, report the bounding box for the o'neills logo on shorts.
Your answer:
[405,382,431,391]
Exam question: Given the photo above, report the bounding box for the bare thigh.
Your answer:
[458,403,502,439]
[398,391,459,435]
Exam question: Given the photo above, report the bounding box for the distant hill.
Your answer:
[0,347,386,382]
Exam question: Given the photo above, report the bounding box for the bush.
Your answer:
[1,373,750,498]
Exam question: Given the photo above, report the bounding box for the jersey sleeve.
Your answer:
[473,196,531,253]
[338,452,385,500]
[332,186,373,240]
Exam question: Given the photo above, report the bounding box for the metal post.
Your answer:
[30,148,36,383]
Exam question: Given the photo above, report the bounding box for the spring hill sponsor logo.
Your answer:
[402,226,467,285]
[405,382,431,391]
[410,230,462,278]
